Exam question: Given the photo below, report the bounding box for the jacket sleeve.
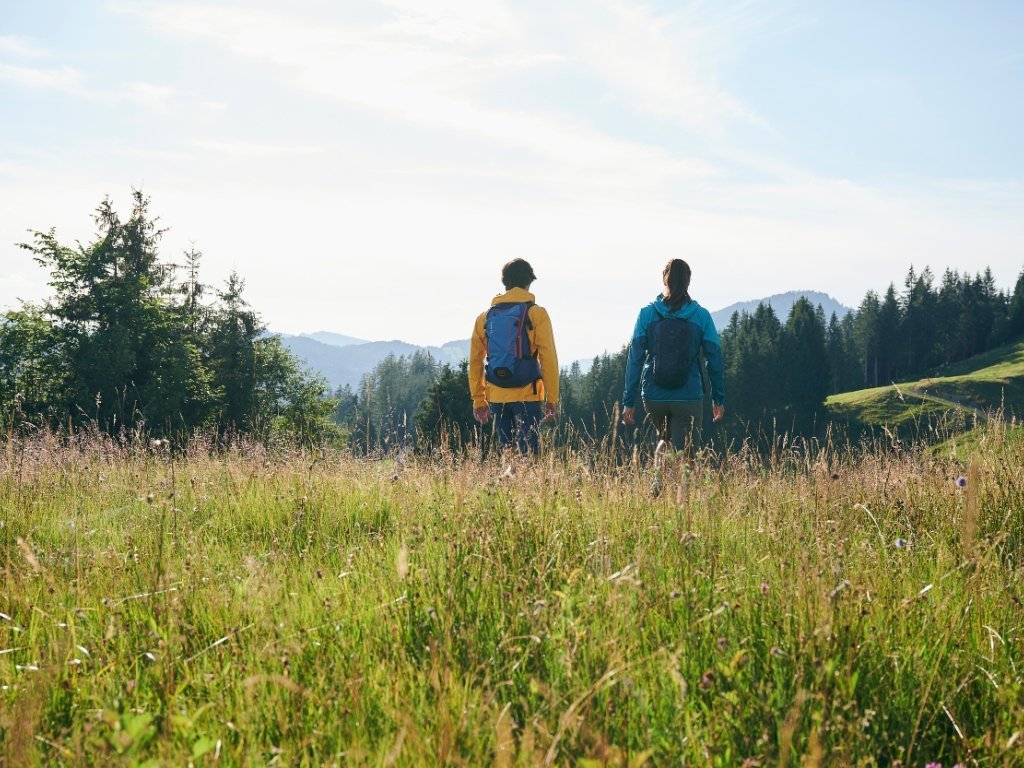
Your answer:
[622,309,647,409]
[468,312,488,409]
[700,310,726,405]
[532,306,559,403]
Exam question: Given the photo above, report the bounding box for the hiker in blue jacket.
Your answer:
[621,259,725,456]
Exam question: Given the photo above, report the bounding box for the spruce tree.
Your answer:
[20,191,214,434]
[782,297,830,432]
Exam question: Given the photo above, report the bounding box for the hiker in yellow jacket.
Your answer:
[469,259,559,454]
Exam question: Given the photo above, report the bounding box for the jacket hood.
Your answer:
[651,294,701,319]
[491,287,536,306]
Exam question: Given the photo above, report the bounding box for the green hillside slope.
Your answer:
[826,341,1024,435]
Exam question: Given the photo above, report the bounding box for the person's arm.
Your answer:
[468,312,489,422]
[701,310,726,420]
[532,307,559,417]
[621,309,647,423]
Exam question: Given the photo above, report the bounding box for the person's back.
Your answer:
[469,259,558,454]
[622,259,725,459]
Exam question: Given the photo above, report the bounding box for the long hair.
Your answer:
[662,259,691,312]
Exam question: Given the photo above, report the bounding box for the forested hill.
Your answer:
[711,290,852,329]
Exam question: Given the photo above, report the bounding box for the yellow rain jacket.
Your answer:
[469,288,559,409]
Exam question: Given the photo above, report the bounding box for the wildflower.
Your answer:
[760,581,769,595]
[955,476,967,489]
[894,537,908,549]
[699,669,715,690]
[924,763,942,768]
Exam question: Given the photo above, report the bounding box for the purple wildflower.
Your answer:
[955,476,967,489]
[924,763,942,768]
[760,581,769,595]
[894,537,908,549]
[699,669,715,690]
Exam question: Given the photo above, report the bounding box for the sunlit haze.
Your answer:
[2,1,1023,361]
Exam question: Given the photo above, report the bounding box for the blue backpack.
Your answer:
[485,302,542,389]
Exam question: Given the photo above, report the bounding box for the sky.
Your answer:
[1,0,1022,362]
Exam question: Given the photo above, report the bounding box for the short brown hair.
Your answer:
[501,259,537,290]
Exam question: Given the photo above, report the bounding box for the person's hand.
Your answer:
[544,402,557,422]
[474,405,490,424]
[622,406,635,426]
[713,404,725,423]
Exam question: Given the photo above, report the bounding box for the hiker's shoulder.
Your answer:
[527,302,551,323]
[638,300,661,321]
[687,300,713,324]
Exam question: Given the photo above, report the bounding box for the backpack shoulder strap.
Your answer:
[523,301,535,329]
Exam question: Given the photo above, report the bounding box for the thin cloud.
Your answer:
[117,81,175,111]
[0,63,83,90]
[0,34,49,59]
[0,59,174,111]
[550,0,766,133]
[123,2,724,187]
[378,0,521,45]
[193,140,325,156]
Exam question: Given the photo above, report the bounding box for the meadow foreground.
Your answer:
[2,429,1023,766]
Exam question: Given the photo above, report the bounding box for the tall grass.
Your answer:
[2,423,1023,766]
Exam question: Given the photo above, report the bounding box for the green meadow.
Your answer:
[826,342,1024,437]
[3,425,1024,766]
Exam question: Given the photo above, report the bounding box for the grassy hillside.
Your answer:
[827,341,1024,437]
[3,431,1024,764]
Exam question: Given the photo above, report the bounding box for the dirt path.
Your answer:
[907,384,1012,423]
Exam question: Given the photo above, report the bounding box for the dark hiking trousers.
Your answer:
[643,400,703,453]
[489,401,543,454]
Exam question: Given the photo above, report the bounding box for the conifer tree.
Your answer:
[782,297,830,431]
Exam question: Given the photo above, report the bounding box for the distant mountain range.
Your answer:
[277,290,853,390]
[709,290,853,330]
[277,333,470,390]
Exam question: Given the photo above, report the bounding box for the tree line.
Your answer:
[0,192,338,443]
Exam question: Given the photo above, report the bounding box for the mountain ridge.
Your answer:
[710,290,853,330]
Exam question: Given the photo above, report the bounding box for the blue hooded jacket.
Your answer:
[622,296,725,408]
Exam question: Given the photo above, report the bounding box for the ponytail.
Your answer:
[662,259,691,312]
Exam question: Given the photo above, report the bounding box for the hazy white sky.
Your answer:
[2,0,1023,361]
